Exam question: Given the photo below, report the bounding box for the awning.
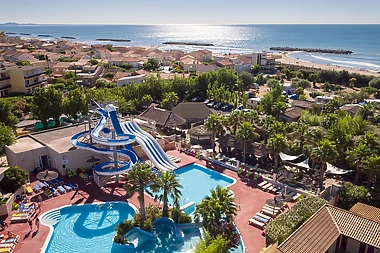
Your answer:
[289,158,311,170]
[325,162,353,175]
[280,153,303,162]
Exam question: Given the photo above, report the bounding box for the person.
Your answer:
[35,218,40,231]
[28,218,33,231]
[0,221,8,230]
[37,195,42,206]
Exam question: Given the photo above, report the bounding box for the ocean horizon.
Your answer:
[1,24,380,72]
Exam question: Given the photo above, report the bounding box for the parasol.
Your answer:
[266,197,284,208]
[36,170,59,181]
[86,156,100,163]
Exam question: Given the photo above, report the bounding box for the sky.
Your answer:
[1,0,380,24]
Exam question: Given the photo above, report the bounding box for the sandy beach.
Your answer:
[275,52,380,77]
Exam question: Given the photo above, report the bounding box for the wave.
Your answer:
[310,55,380,69]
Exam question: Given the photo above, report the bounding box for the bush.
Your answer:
[133,204,161,231]
[114,219,134,244]
[338,183,370,210]
[265,196,326,245]
[0,166,29,194]
[309,91,324,98]
[170,207,192,223]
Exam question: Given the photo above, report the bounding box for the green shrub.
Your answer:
[309,91,324,98]
[170,207,192,223]
[265,196,326,246]
[0,166,29,193]
[338,183,370,210]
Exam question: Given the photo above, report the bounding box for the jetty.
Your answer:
[270,46,353,55]
[163,42,214,47]
[37,34,52,37]
[20,33,31,35]
[61,36,76,39]
[95,38,131,42]
[5,32,16,34]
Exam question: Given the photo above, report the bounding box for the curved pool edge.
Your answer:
[39,201,138,253]
[233,222,247,253]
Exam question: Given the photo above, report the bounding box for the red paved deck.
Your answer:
[5,150,281,253]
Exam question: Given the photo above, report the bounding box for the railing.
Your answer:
[25,79,47,87]
[24,71,45,79]
[0,76,10,81]
[0,84,12,90]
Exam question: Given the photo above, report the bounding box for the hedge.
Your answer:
[265,196,326,246]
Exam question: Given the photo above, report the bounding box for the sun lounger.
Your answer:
[85,171,93,180]
[292,193,301,201]
[248,218,265,229]
[273,186,283,193]
[49,187,59,196]
[0,247,14,253]
[44,189,53,198]
[56,177,64,185]
[10,215,29,223]
[24,185,33,195]
[79,173,88,181]
[265,204,282,210]
[1,234,20,243]
[277,172,288,181]
[258,181,268,188]
[261,209,280,217]
[262,183,273,191]
[32,185,41,192]
[70,182,79,190]
[287,191,297,197]
[39,181,47,189]
[64,184,73,192]
[253,215,269,224]
[256,212,271,220]
[57,186,66,194]
[0,244,15,249]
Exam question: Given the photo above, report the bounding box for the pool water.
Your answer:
[43,202,135,253]
[154,163,235,208]
[137,227,202,253]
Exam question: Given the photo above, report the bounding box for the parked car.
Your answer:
[191,97,203,102]
[213,102,225,110]
[221,104,233,111]
[203,99,212,104]
[207,101,217,108]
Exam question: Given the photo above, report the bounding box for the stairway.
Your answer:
[41,209,61,226]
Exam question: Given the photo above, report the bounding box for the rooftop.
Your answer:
[139,107,186,127]
[173,102,213,120]
[278,204,380,253]
[7,136,45,153]
[349,202,380,223]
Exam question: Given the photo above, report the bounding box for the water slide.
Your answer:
[70,107,140,176]
[121,120,178,171]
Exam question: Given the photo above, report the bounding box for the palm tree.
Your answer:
[311,139,338,189]
[235,122,259,163]
[226,110,244,135]
[151,171,182,217]
[194,185,237,226]
[346,143,369,183]
[363,155,380,188]
[266,133,288,168]
[291,121,309,152]
[205,114,224,154]
[123,163,158,227]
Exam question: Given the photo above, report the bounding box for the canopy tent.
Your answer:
[288,158,311,170]
[279,153,303,162]
[325,162,353,175]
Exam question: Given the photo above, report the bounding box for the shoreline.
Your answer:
[276,52,380,77]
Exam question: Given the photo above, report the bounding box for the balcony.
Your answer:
[0,76,10,81]
[25,79,47,87]
[24,71,45,79]
[0,84,12,90]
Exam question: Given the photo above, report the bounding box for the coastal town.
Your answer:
[1,25,380,253]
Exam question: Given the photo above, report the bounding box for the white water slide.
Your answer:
[121,121,178,171]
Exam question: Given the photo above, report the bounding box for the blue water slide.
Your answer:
[70,130,139,175]
[121,121,178,171]
[91,108,135,146]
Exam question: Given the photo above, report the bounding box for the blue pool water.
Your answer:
[42,202,135,253]
[154,163,235,208]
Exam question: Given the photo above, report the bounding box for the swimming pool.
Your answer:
[41,202,136,253]
[154,163,236,208]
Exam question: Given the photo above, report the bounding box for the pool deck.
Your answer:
[4,150,284,253]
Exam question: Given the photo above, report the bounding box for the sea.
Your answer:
[1,24,380,72]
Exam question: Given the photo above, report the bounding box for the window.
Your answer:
[367,245,374,253]
[340,236,348,251]
[358,243,366,253]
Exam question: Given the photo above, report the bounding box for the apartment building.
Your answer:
[0,65,46,97]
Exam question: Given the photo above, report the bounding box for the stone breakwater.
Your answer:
[163,42,214,47]
[270,46,353,54]
[95,38,131,42]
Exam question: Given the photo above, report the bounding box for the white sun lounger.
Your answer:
[261,209,280,217]
[262,183,273,191]
[32,185,41,192]
[292,193,302,201]
[265,204,282,210]
[256,212,272,220]
[64,184,73,192]
[57,186,66,194]
[258,181,268,188]
[248,218,265,229]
